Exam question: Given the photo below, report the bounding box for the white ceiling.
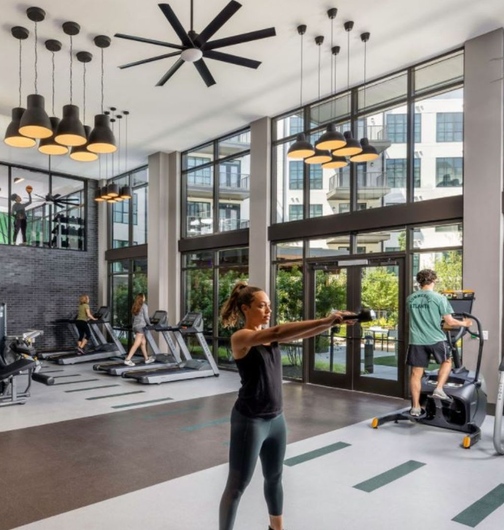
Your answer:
[0,0,503,179]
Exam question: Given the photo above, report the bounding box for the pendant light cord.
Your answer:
[118,118,122,172]
[190,0,194,32]
[300,32,304,107]
[363,38,367,110]
[347,28,350,114]
[101,48,104,113]
[69,35,73,104]
[125,113,128,172]
[18,39,22,107]
[34,21,38,94]
[318,41,321,100]
[51,51,55,116]
[83,62,86,123]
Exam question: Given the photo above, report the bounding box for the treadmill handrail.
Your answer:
[461,312,484,384]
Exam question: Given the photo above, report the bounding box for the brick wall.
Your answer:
[0,180,99,351]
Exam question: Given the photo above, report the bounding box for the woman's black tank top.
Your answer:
[234,342,283,419]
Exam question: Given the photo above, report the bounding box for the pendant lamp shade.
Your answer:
[334,131,363,157]
[305,148,332,165]
[101,186,111,199]
[322,155,348,169]
[120,186,132,199]
[55,104,87,146]
[70,126,98,161]
[18,94,52,139]
[38,117,69,155]
[4,108,36,148]
[107,182,119,198]
[315,123,346,151]
[94,188,105,201]
[87,114,117,153]
[349,137,379,162]
[287,133,315,159]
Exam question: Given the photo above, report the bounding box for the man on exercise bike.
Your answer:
[407,269,472,417]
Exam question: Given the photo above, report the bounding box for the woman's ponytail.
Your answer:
[220,281,262,328]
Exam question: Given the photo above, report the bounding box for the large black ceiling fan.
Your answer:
[115,1,276,87]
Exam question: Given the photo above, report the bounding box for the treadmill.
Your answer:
[93,310,181,376]
[123,312,220,384]
[38,314,101,360]
[55,307,126,365]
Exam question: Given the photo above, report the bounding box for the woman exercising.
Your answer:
[124,293,155,366]
[219,281,353,530]
[76,295,97,354]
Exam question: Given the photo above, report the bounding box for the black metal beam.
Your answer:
[105,244,148,261]
[179,229,249,252]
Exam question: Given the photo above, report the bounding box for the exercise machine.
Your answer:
[494,356,504,454]
[0,303,54,406]
[54,307,126,365]
[123,312,219,384]
[93,310,181,376]
[372,291,487,449]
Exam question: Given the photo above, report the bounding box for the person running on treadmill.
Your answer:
[218,281,354,530]
[124,294,155,367]
[407,269,472,417]
[76,295,97,354]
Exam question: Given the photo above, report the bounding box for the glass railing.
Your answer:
[188,173,250,190]
[219,218,250,232]
[329,172,390,190]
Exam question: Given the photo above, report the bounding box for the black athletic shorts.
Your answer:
[406,341,451,367]
[75,320,91,341]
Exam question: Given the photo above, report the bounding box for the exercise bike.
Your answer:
[372,291,487,449]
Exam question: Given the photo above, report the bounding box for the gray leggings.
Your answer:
[219,407,287,530]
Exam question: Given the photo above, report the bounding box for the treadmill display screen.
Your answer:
[179,313,202,329]
[449,299,473,315]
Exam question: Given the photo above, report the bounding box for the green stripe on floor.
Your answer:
[54,379,100,386]
[284,442,351,467]
[452,484,504,527]
[86,391,145,400]
[353,460,426,493]
[181,417,230,432]
[111,397,174,409]
[65,385,121,393]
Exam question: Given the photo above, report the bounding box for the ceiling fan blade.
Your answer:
[115,33,184,50]
[196,0,242,46]
[204,27,276,51]
[204,50,260,69]
[193,59,216,87]
[119,51,181,69]
[158,4,192,46]
[156,57,185,86]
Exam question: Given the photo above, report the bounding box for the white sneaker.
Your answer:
[432,388,452,401]
[124,360,135,367]
[145,357,156,364]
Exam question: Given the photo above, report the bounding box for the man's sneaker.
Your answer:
[432,388,452,401]
[123,359,135,367]
[77,347,84,355]
[410,407,422,417]
[145,357,156,364]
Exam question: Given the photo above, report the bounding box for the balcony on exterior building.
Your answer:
[219,218,250,232]
[187,173,250,201]
[327,172,392,201]
[357,125,392,154]
[186,216,250,236]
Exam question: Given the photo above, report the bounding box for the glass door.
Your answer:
[308,258,406,397]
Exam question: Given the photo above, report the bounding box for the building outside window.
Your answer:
[289,204,303,221]
[309,204,323,218]
[386,158,421,187]
[386,113,421,143]
[289,161,303,190]
[436,157,463,187]
[436,112,463,142]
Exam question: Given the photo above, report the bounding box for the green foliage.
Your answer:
[185,269,214,332]
[218,269,249,337]
[434,251,462,291]
[111,271,148,328]
[313,270,347,319]
[275,265,304,323]
[361,267,399,327]
[0,212,10,244]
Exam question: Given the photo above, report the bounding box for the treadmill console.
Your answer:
[150,311,168,326]
[94,306,110,321]
[443,290,475,317]
[178,312,203,332]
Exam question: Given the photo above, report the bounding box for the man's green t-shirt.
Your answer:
[407,290,454,345]
[77,303,90,321]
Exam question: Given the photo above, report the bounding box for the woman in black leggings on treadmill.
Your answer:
[219,282,352,530]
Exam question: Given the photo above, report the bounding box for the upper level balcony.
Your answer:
[327,172,392,201]
[356,125,392,154]
[187,173,250,201]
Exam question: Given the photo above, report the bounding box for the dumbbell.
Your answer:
[337,308,376,323]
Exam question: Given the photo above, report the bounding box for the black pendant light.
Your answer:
[333,21,362,158]
[316,9,346,152]
[88,36,117,154]
[18,8,52,140]
[350,32,379,162]
[39,39,69,155]
[4,26,36,148]
[305,36,331,165]
[120,111,133,200]
[70,52,98,161]
[55,22,87,147]
[287,25,315,159]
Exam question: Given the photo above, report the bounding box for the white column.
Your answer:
[463,29,504,404]
[148,151,181,326]
[248,117,271,293]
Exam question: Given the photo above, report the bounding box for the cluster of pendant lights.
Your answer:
[287,9,380,168]
[4,7,117,163]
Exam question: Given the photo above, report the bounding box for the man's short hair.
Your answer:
[416,269,438,287]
